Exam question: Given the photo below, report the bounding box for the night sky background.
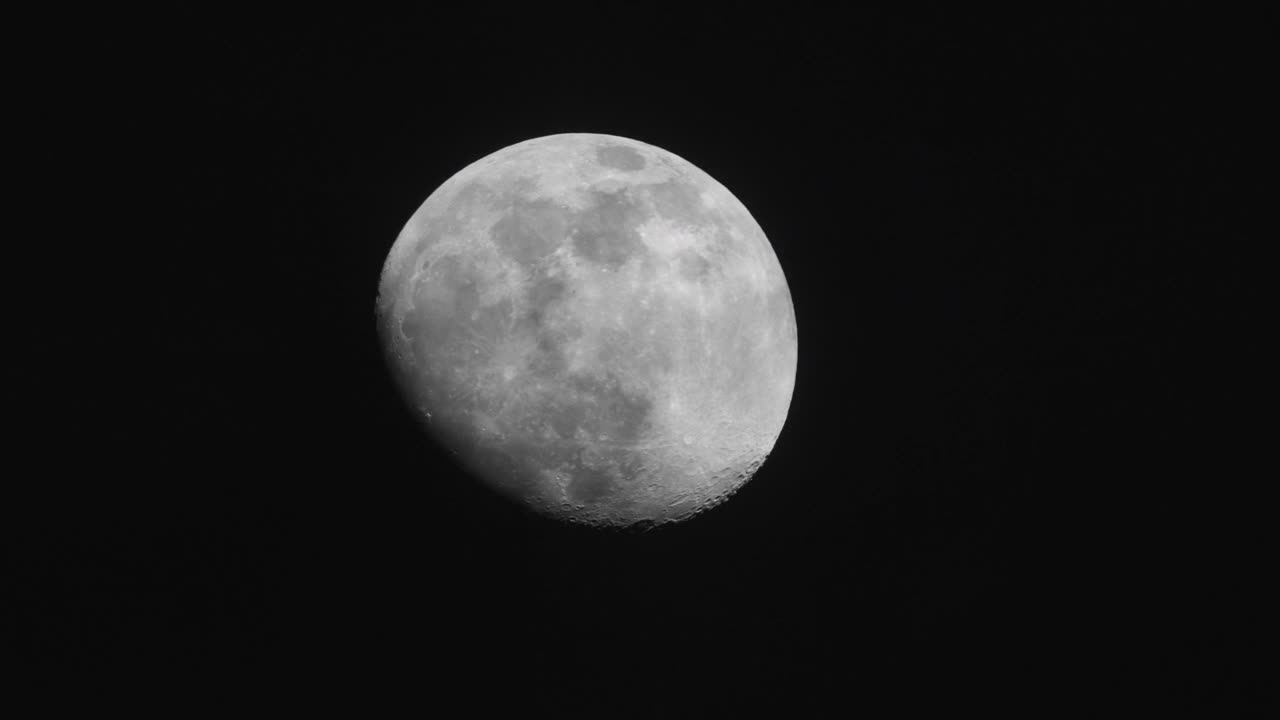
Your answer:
[18,7,1265,712]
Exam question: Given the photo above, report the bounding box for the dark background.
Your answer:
[17,7,1265,712]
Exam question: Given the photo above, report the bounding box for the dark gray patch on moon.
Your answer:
[570,190,646,269]
[677,250,713,282]
[567,373,653,445]
[472,366,655,509]
[545,391,589,439]
[566,464,615,503]
[524,274,568,327]
[528,331,570,377]
[489,197,568,268]
[595,144,647,171]
[533,371,654,451]
[461,435,544,498]
[647,179,708,228]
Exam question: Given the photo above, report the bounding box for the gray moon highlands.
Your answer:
[377,133,797,526]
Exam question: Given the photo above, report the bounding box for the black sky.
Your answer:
[17,7,1265,712]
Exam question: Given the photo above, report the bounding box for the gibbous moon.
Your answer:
[377,133,797,527]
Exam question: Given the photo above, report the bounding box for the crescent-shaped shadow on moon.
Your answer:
[377,133,797,527]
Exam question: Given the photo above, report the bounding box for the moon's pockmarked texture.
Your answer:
[377,133,797,527]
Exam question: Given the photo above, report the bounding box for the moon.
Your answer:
[377,133,797,527]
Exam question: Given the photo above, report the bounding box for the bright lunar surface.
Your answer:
[377,133,797,527]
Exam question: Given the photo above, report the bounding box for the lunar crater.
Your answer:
[595,144,647,171]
